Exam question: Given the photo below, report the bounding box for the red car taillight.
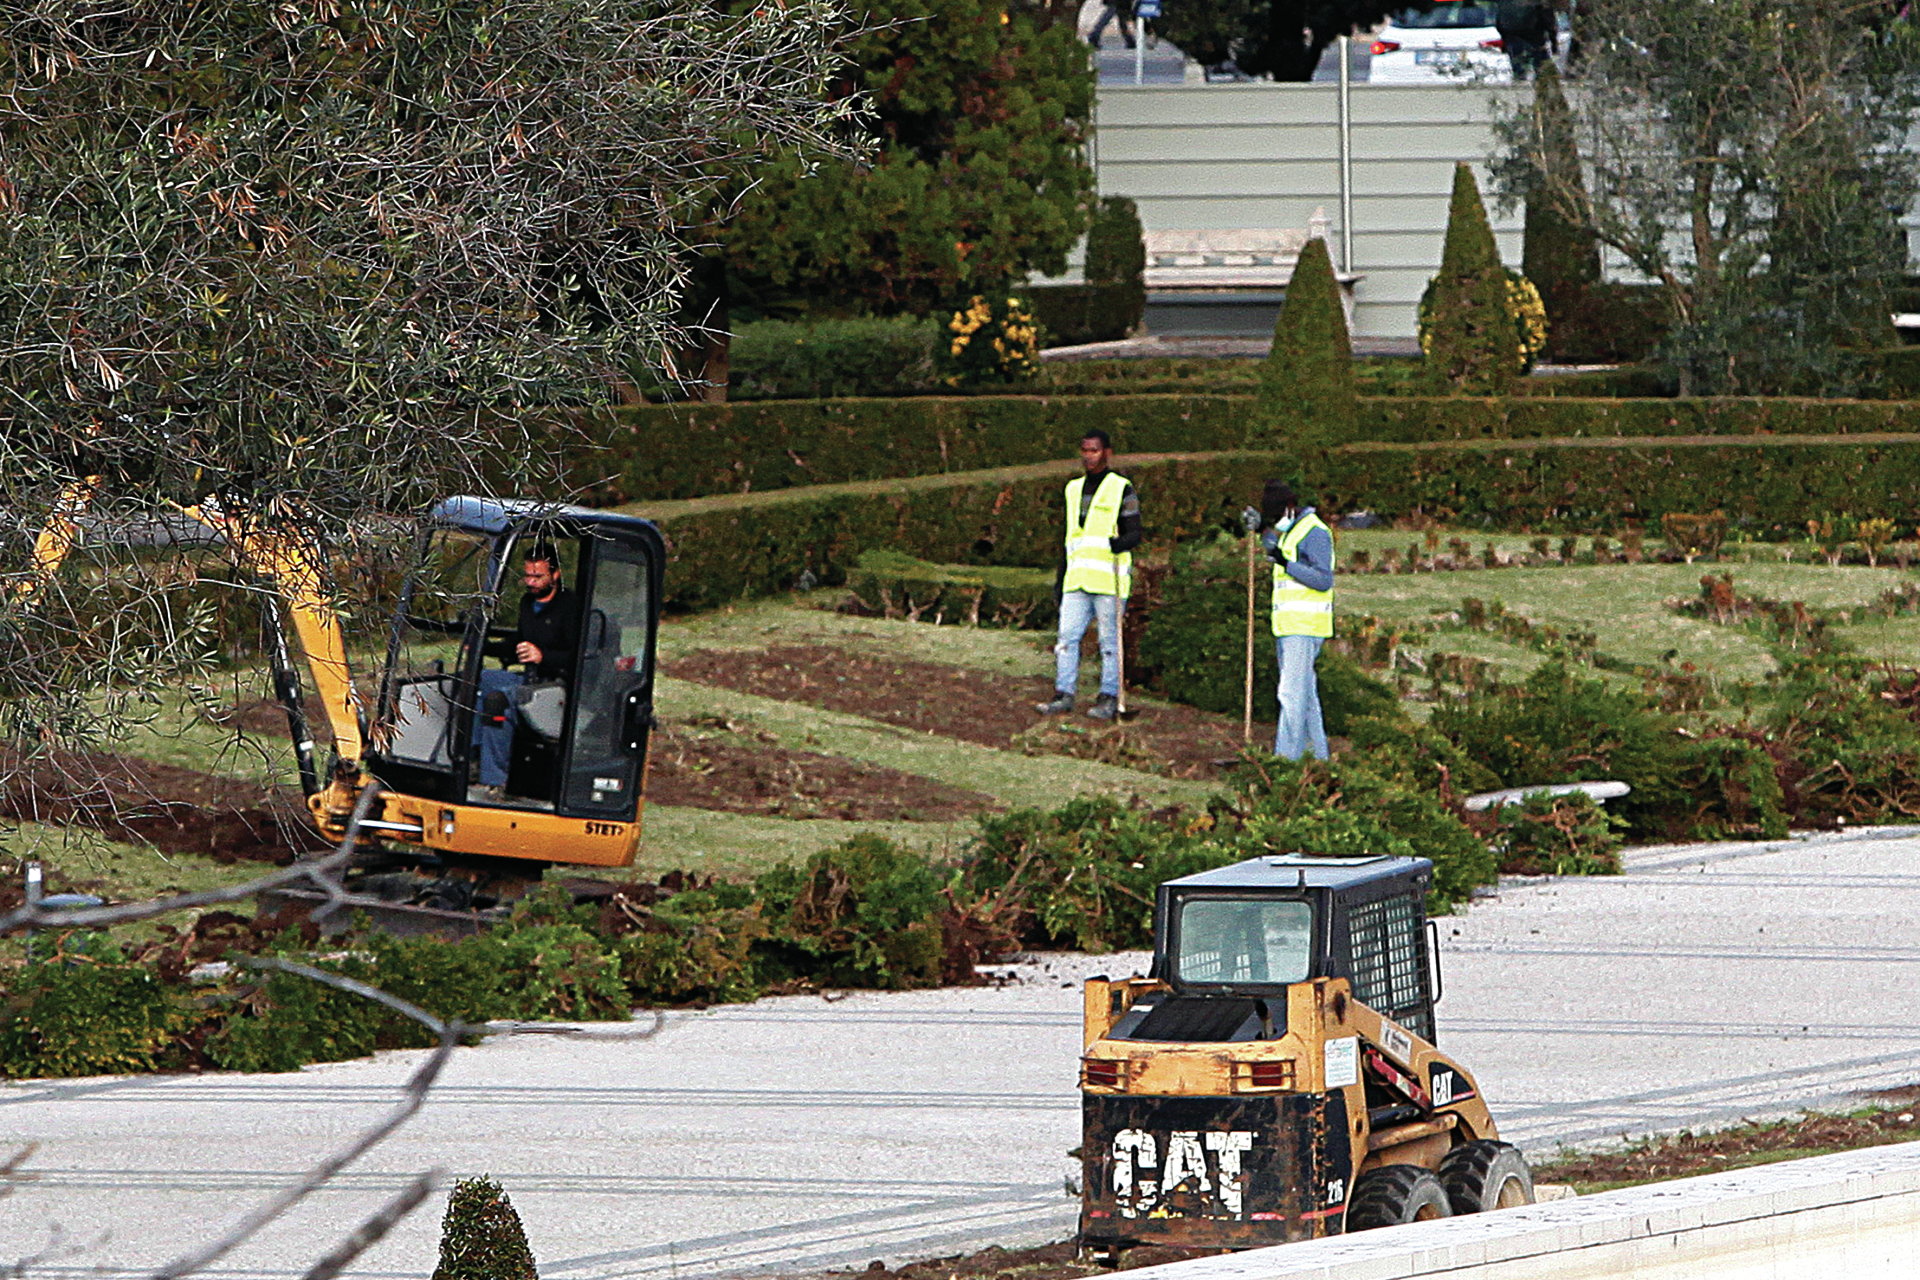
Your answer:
[1370,39,1401,54]
[1479,37,1505,50]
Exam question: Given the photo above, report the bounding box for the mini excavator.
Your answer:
[1079,855,1532,1259]
[26,489,663,912]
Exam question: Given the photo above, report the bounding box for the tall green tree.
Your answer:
[722,0,1097,317]
[0,1,858,756]
[1492,0,1920,394]
[1154,1,1435,81]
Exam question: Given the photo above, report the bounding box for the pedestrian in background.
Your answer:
[1495,0,1556,79]
[1241,480,1333,759]
[1088,0,1136,50]
[1037,429,1142,720]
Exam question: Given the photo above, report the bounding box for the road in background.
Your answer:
[6,830,1920,1279]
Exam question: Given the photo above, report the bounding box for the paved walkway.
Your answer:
[5,829,1919,1279]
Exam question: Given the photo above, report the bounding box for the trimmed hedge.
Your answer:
[629,452,1283,611]
[631,436,1920,610]
[581,394,1920,506]
[585,396,1247,503]
[1323,436,1920,531]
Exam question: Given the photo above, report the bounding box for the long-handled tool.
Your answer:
[1112,559,1139,722]
[1243,529,1258,743]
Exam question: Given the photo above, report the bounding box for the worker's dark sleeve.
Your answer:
[516,590,582,682]
[1108,482,1143,554]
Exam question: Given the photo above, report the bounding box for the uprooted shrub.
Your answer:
[1763,658,1920,825]
[752,833,948,989]
[0,955,186,1078]
[1431,661,1789,841]
[1485,791,1624,876]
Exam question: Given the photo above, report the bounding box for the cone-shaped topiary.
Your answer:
[1423,163,1519,394]
[1254,236,1355,447]
[1085,196,1147,337]
[433,1176,538,1280]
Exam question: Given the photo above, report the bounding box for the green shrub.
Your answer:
[1423,164,1520,395]
[1086,196,1147,309]
[1256,237,1355,448]
[754,833,947,988]
[728,317,938,400]
[1764,657,1920,827]
[490,923,629,1021]
[206,959,389,1073]
[1025,283,1145,348]
[612,888,767,1006]
[846,549,1058,629]
[1490,791,1624,875]
[1345,715,1502,799]
[0,961,185,1078]
[433,1176,537,1280]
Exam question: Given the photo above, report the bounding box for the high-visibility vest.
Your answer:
[1062,472,1131,597]
[1271,512,1334,638]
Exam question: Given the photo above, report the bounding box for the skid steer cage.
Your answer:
[1080,1091,1352,1249]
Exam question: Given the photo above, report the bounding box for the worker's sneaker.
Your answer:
[1086,694,1119,721]
[1035,691,1075,715]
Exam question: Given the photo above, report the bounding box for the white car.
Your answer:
[1367,3,1512,84]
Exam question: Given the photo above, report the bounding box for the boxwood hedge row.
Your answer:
[631,436,1920,610]
[581,395,1920,504]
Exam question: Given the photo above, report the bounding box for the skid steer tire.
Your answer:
[1343,1165,1453,1231]
[1437,1140,1535,1215]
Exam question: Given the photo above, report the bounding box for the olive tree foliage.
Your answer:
[0,0,863,759]
[1491,0,1920,395]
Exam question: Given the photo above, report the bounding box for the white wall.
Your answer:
[1092,83,1525,340]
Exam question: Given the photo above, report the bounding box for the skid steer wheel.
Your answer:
[1437,1140,1535,1214]
[1343,1164,1453,1230]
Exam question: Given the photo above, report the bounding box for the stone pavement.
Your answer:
[4,828,1918,1279]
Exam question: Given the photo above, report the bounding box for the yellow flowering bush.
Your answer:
[1418,268,1551,374]
[939,294,1042,385]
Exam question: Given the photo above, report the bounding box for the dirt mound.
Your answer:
[663,645,1247,778]
[648,718,998,822]
[0,749,324,866]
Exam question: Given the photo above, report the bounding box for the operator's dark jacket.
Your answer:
[484,587,581,682]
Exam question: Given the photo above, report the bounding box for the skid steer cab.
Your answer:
[311,497,663,869]
[1079,855,1531,1259]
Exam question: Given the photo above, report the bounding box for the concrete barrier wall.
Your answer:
[1091,84,1523,342]
[1112,1140,1920,1280]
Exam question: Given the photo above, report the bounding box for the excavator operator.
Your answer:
[475,541,580,800]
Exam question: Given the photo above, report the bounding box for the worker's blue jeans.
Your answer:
[1274,634,1329,761]
[1055,589,1122,699]
[476,668,523,787]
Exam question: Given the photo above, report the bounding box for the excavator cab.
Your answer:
[1079,855,1530,1259]
[279,497,664,869]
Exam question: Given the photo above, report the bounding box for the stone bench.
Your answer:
[1142,211,1360,335]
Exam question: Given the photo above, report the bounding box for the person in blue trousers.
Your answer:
[1242,480,1333,760]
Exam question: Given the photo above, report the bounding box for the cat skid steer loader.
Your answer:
[1079,855,1531,1259]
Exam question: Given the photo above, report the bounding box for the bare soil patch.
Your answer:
[663,644,1247,779]
[648,717,999,822]
[0,747,324,866]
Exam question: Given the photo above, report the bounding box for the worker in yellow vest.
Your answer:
[1241,479,1333,759]
[1037,429,1142,720]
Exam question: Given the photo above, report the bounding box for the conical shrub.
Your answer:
[1085,196,1147,336]
[433,1176,538,1280]
[1253,236,1354,447]
[1423,163,1519,394]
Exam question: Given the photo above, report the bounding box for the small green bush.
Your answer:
[1025,283,1144,348]
[0,961,185,1078]
[754,834,947,988]
[728,316,939,400]
[433,1176,537,1280]
[1490,791,1624,875]
[612,888,767,1006]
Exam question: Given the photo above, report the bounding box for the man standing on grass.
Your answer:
[1243,479,1333,759]
[1037,429,1142,721]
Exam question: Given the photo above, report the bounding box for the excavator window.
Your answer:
[1172,897,1313,986]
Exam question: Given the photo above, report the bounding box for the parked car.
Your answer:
[1367,3,1511,84]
